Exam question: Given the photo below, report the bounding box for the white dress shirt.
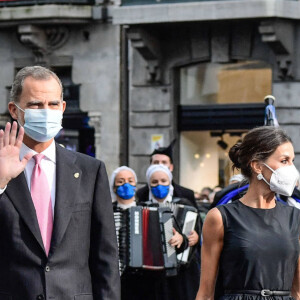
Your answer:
[20,141,56,215]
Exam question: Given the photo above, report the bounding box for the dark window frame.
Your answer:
[178,103,265,131]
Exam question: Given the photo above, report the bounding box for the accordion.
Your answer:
[114,206,178,276]
[158,201,198,264]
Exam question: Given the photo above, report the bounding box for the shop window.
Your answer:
[180,131,245,197]
[179,61,272,197]
[180,61,272,105]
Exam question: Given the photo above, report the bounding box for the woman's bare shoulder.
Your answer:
[202,207,224,241]
[204,207,223,226]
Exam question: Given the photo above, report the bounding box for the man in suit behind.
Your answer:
[136,141,197,208]
[0,66,120,300]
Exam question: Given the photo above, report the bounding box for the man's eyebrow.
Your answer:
[26,100,43,105]
[26,100,61,105]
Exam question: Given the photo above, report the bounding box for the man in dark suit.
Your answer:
[136,141,197,208]
[0,66,120,300]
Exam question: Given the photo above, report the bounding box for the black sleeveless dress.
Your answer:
[217,200,300,300]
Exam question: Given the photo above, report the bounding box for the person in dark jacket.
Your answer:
[136,140,197,209]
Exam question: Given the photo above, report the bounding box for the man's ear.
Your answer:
[250,160,263,176]
[169,163,174,172]
[8,102,18,120]
[62,101,66,113]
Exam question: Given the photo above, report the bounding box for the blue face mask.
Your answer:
[151,185,170,200]
[116,183,136,200]
[15,103,63,142]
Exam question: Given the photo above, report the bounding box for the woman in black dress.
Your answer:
[196,126,300,300]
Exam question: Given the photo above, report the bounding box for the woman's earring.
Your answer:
[257,173,264,180]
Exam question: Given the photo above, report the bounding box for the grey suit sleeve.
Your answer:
[89,161,121,300]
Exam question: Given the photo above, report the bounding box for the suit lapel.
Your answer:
[49,144,81,255]
[6,172,45,252]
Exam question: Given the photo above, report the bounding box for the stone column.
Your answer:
[273,82,300,170]
[88,111,101,160]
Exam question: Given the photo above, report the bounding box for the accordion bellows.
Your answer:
[114,206,177,276]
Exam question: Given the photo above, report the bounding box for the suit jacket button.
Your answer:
[36,295,44,300]
[45,266,50,272]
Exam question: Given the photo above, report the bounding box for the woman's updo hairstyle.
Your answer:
[229,126,292,179]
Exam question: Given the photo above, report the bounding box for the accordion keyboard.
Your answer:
[163,217,176,258]
[160,201,198,264]
[113,210,127,275]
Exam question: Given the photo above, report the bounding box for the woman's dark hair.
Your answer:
[229,126,292,179]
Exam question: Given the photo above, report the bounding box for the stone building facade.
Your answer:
[1,0,300,192]
[0,1,120,176]
[113,0,300,191]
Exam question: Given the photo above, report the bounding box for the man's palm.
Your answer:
[0,122,33,187]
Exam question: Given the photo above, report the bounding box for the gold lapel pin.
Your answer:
[74,172,80,178]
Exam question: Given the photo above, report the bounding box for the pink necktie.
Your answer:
[31,154,53,255]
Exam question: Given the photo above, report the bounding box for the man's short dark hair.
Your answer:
[10,66,63,103]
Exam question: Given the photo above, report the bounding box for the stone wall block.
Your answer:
[277,125,300,170]
[129,128,172,155]
[130,112,171,127]
[131,86,170,112]
[277,108,300,124]
[129,155,150,184]
[273,82,300,108]
[131,48,152,86]
[280,125,300,153]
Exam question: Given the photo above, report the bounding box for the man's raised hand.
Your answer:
[0,122,33,188]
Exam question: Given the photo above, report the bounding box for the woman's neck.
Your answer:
[240,181,276,209]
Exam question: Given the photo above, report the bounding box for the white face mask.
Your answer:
[257,163,299,196]
[15,103,63,142]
